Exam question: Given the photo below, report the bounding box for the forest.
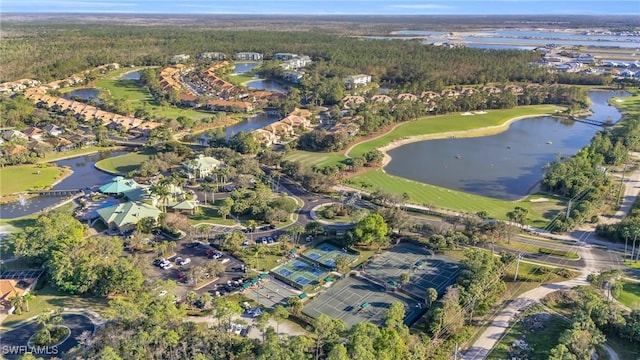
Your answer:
[1,23,611,92]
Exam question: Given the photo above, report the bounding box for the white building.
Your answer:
[170,54,191,64]
[344,74,372,89]
[199,52,226,60]
[235,52,263,61]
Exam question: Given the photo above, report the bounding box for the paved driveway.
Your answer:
[1,313,94,359]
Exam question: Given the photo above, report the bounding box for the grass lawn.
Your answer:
[284,150,347,168]
[614,281,640,310]
[0,165,67,196]
[487,309,570,360]
[94,77,213,121]
[227,74,257,86]
[498,241,580,260]
[94,147,156,175]
[189,205,237,226]
[316,204,355,224]
[40,146,122,163]
[348,169,564,224]
[503,261,578,284]
[0,282,109,330]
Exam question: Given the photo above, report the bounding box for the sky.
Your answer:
[1,0,639,16]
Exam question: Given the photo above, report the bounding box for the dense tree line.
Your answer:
[7,210,144,296]
[541,113,640,231]
[2,24,606,89]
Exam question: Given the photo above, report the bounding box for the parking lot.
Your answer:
[144,240,247,299]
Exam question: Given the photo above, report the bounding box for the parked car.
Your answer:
[240,325,252,337]
[161,263,173,270]
[185,242,201,248]
[177,258,191,266]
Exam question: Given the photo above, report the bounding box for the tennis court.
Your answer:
[244,279,299,308]
[303,275,424,328]
[271,258,329,289]
[302,242,357,270]
[362,242,461,299]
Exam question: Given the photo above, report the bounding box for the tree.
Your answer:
[305,221,323,236]
[9,294,24,315]
[288,225,304,247]
[326,343,349,360]
[22,292,35,312]
[335,256,352,274]
[272,305,289,335]
[506,206,529,228]
[288,296,303,316]
[426,287,438,308]
[400,272,410,286]
[354,213,388,250]
[256,312,271,342]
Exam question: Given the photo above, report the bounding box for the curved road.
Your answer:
[1,313,95,359]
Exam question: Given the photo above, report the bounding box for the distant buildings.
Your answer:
[344,74,372,89]
[199,52,227,60]
[171,54,191,64]
[235,52,263,61]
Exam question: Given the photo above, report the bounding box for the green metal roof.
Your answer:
[96,201,161,230]
[171,200,199,210]
[99,176,141,194]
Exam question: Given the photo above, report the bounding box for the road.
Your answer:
[1,313,95,360]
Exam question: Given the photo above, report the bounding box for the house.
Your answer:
[179,93,198,107]
[281,115,310,129]
[273,53,297,60]
[344,74,372,89]
[4,144,27,156]
[421,91,440,100]
[397,93,419,102]
[168,199,200,215]
[3,130,28,141]
[254,129,278,146]
[235,52,263,61]
[371,95,392,103]
[96,201,162,233]
[330,121,360,137]
[280,56,312,70]
[441,89,459,98]
[23,127,43,140]
[342,95,366,107]
[183,154,223,179]
[44,137,73,151]
[482,86,502,94]
[0,278,37,314]
[171,54,191,64]
[136,122,164,135]
[460,88,478,95]
[265,122,295,138]
[205,100,253,113]
[283,71,304,83]
[199,52,226,60]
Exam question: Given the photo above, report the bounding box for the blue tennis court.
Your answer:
[310,267,325,276]
[302,242,357,271]
[307,252,322,260]
[295,276,312,285]
[293,260,308,270]
[278,268,293,277]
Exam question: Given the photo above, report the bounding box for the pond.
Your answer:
[384,91,630,200]
[234,62,260,74]
[0,151,129,219]
[246,79,287,94]
[119,71,141,80]
[199,112,282,144]
[62,88,101,102]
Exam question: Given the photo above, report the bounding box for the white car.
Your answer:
[161,263,173,270]
[177,258,191,266]
[159,290,168,297]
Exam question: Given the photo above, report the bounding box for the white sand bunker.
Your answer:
[461,112,474,116]
[615,99,624,103]
[530,197,550,203]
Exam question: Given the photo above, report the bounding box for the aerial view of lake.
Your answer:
[235,62,260,74]
[246,79,287,94]
[384,91,629,200]
[0,151,127,219]
[120,71,141,80]
[63,88,101,102]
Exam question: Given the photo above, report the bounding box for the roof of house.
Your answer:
[0,279,29,301]
[185,155,222,170]
[170,200,199,210]
[121,186,154,203]
[23,127,42,137]
[96,201,162,229]
[99,176,141,194]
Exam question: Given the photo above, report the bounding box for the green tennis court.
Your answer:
[302,242,357,270]
[303,275,423,328]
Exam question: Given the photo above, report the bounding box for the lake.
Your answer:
[199,112,282,143]
[384,91,629,200]
[235,62,260,74]
[0,151,127,219]
[120,71,141,80]
[63,88,101,102]
[246,79,287,94]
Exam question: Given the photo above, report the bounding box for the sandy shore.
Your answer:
[377,114,553,168]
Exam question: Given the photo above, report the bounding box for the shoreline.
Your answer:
[377,114,556,168]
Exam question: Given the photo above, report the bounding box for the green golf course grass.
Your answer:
[0,165,67,196]
[347,169,563,224]
[614,281,640,310]
[284,150,346,168]
[94,148,156,175]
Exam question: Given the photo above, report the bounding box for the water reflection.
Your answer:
[385,91,630,200]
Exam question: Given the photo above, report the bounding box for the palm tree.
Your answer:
[247,220,258,242]
[200,182,212,205]
[22,292,35,312]
[9,294,24,315]
[151,182,171,212]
